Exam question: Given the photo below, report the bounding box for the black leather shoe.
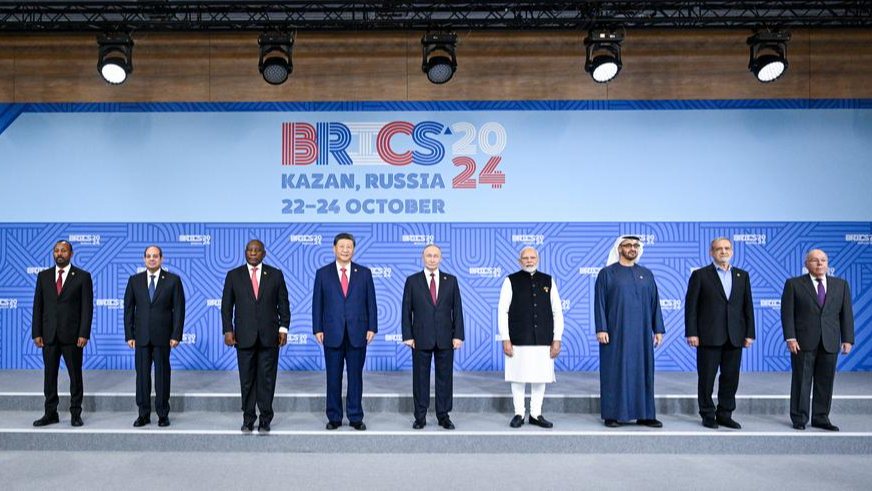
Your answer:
[528,415,553,428]
[33,413,60,427]
[241,422,254,432]
[717,417,742,429]
[438,418,455,430]
[326,421,341,430]
[133,416,151,427]
[258,420,271,432]
[637,419,663,428]
[604,419,620,428]
[812,421,840,431]
[510,415,524,428]
[412,419,426,429]
[350,421,367,431]
[793,423,806,430]
[158,417,170,427]
[702,418,719,429]
[71,414,84,427]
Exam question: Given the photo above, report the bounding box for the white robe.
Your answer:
[498,273,564,383]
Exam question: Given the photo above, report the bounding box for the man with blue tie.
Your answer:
[402,244,464,430]
[124,245,186,427]
[312,233,378,430]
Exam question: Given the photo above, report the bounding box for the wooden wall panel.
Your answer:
[0,37,13,102]
[210,32,408,101]
[406,31,606,101]
[12,34,209,102]
[810,29,872,99]
[609,29,810,100]
[0,29,869,103]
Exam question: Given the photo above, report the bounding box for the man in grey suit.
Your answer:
[781,249,855,431]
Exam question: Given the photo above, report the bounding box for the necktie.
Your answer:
[251,267,259,300]
[429,273,437,305]
[816,278,825,307]
[341,268,349,297]
[149,275,156,302]
[56,269,64,295]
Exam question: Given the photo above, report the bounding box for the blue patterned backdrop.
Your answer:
[1,221,870,371]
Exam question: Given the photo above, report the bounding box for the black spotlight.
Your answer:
[584,29,624,84]
[259,33,294,85]
[421,33,457,84]
[747,31,790,83]
[97,33,134,85]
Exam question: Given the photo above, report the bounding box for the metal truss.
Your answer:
[0,1,870,32]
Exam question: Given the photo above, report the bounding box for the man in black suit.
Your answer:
[781,249,854,431]
[222,239,291,432]
[685,237,755,429]
[31,240,93,427]
[124,245,185,427]
[402,244,464,430]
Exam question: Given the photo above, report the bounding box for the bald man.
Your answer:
[781,249,854,431]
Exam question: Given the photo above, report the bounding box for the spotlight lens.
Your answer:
[426,56,455,84]
[754,54,787,83]
[100,60,128,85]
[262,58,290,85]
[590,55,620,83]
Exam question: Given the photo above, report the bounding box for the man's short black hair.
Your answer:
[144,245,163,257]
[55,240,73,253]
[333,233,356,247]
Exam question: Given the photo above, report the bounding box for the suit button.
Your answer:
[533,304,537,307]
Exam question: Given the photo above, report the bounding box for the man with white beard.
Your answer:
[498,247,564,428]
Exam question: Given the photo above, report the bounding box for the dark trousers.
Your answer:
[790,343,838,425]
[135,345,171,418]
[324,330,367,423]
[412,347,454,421]
[236,341,279,425]
[697,343,742,420]
[42,342,83,416]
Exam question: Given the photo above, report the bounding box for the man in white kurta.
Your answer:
[498,247,564,428]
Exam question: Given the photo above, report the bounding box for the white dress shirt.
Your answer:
[55,265,71,289]
[145,269,160,290]
[424,268,440,296]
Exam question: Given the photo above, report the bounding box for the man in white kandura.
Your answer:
[498,246,564,428]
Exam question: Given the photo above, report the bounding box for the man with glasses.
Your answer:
[595,235,665,428]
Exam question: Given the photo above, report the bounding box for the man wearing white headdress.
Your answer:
[595,235,665,428]
[498,247,564,428]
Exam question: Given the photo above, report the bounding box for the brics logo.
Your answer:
[760,299,781,309]
[68,234,101,246]
[370,267,392,278]
[178,235,211,246]
[0,299,18,309]
[511,234,545,246]
[96,299,123,309]
[290,235,322,246]
[660,299,682,311]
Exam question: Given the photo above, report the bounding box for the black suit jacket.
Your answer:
[32,265,94,345]
[781,275,854,353]
[221,264,291,349]
[685,264,755,347]
[402,271,464,350]
[124,270,186,346]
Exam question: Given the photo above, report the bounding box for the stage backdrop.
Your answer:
[1,100,871,371]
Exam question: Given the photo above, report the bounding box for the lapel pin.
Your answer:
[640,275,644,279]
[443,276,447,281]
[354,268,358,273]
[544,286,550,293]
[71,271,76,276]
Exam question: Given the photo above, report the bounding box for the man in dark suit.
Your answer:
[124,245,185,427]
[402,244,464,430]
[312,232,377,431]
[781,249,854,431]
[222,239,290,432]
[31,240,93,427]
[685,237,755,429]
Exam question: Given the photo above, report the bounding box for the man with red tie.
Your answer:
[32,240,94,427]
[222,239,290,432]
[402,244,464,430]
[312,233,378,430]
